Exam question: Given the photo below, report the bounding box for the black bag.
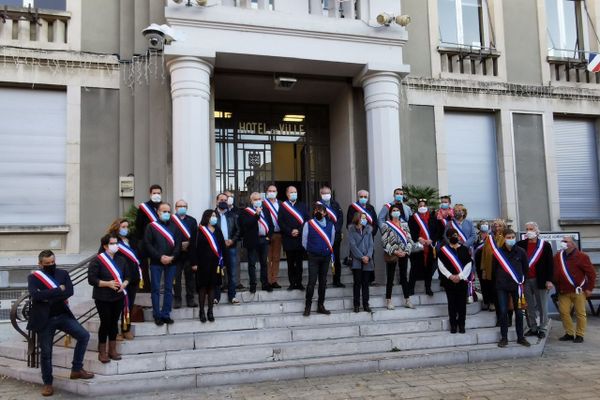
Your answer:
[342,256,353,267]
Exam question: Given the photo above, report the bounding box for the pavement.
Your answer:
[2,315,600,400]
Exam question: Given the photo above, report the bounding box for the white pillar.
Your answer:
[361,72,402,209]
[168,56,213,216]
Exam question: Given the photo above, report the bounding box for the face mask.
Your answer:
[391,210,401,219]
[267,191,277,199]
[42,263,57,275]
[209,216,218,226]
[395,194,403,202]
[289,193,298,202]
[360,219,368,226]
[480,224,489,232]
[359,197,368,205]
[151,194,161,203]
[526,231,537,239]
[119,228,128,237]
[176,207,187,217]
[218,201,229,210]
[253,200,263,209]
[440,203,449,210]
[449,237,459,245]
[227,197,234,206]
[454,211,464,219]
[505,238,516,247]
[418,207,428,214]
[321,194,331,202]
[108,244,119,254]
[560,241,568,251]
[160,212,171,222]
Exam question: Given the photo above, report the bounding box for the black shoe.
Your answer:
[207,310,215,322]
[459,326,466,334]
[154,318,164,326]
[524,328,538,337]
[199,310,206,323]
[163,317,174,325]
[317,305,331,315]
[353,306,360,313]
[574,336,584,343]
[517,338,531,347]
[173,299,182,309]
[450,326,457,334]
[187,302,198,308]
[262,284,273,292]
[236,284,245,290]
[559,334,575,341]
[271,282,282,289]
[287,285,295,291]
[363,305,372,313]
[297,284,305,291]
[425,289,434,296]
[369,282,378,287]
[250,286,256,294]
[303,306,311,317]
[497,338,508,348]
[333,282,346,288]
[537,330,546,339]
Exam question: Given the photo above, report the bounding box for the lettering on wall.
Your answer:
[237,122,305,136]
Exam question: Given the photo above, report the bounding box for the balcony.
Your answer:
[547,56,600,85]
[438,45,500,78]
[0,5,70,50]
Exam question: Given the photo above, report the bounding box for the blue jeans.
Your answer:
[38,313,90,385]
[496,289,524,340]
[226,246,239,301]
[247,238,269,288]
[150,264,177,319]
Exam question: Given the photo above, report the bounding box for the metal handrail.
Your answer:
[9,254,96,367]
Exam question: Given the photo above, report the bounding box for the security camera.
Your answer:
[376,12,393,26]
[395,15,411,27]
[274,76,297,90]
[142,23,179,51]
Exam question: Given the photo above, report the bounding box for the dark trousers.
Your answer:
[247,237,269,288]
[122,285,137,332]
[385,256,413,299]
[150,264,177,319]
[95,298,124,343]
[352,269,370,307]
[332,237,342,284]
[286,249,305,288]
[477,266,496,306]
[174,257,196,304]
[138,243,151,293]
[306,253,329,307]
[38,313,90,385]
[445,282,468,329]
[497,289,524,340]
[410,252,435,291]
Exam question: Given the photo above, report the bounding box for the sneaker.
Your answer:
[230,298,240,305]
[497,338,508,348]
[517,338,531,347]
[574,336,584,343]
[559,334,575,341]
[404,299,415,309]
[524,328,538,337]
[386,299,395,310]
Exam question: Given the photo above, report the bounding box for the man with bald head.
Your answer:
[279,186,309,291]
[346,190,378,237]
[172,199,198,309]
[239,192,274,293]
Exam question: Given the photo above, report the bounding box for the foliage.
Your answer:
[124,204,139,237]
[403,184,441,211]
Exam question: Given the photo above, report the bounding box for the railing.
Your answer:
[218,0,362,19]
[10,254,96,368]
[547,56,600,84]
[438,45,500,77]
[0,5,70,49]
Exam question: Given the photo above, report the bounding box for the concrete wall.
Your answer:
[400,104,438,188]
[402,0,432,78]
[513,113,551,230]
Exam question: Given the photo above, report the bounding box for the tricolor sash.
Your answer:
[559,250,586,294]
[244,207,270,235]
[139,202,158,223]
[414,213,431,241]
[488,235,525,302]
[199,226,224,272]
[351,203,373,225]
[384,202,393,210]
[32,270,69,305]
[308,219,334,261]
[440,245,464,275]
[385,220,408,245]
[150,221,175,247]
[97,253,129,327]
[118,242,143,284]
[263,200,279,225]
[282,201,304,225]
[450,220,467,243]
[316,201,338,224]
[528,239,545,268]
[171,215,191,240]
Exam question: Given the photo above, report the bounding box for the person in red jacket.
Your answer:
[554,236,597,343]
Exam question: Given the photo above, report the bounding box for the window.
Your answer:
[438,0,494,48]
[0,88,67,226]
[546,0,586,58]
[1,0,66,10]
[553,119,600,220]
[445,112,500,220]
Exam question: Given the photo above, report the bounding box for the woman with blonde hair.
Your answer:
[480,219,508,323]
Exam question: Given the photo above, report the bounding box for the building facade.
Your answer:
[0,0,599,268]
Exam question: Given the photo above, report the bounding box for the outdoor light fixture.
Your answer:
[274,76,297,91]
[376,12,411,27]
[172,0,207,6]
[283,114,305,122]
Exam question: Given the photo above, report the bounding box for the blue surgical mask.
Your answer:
[360,219,368,226]
[209,216,218,226]
[391,210,401,219]
[289,193,298,202]
[176,207,187,217]
[359,197,368,205]
[440,203,449,209]
[253,200,263,209]
[119,228,128,237]
[480,224,489,232]
[395,195,403,202]
[160,212,171,222]
[505,238,516,247]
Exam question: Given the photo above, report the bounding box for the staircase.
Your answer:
[0,263,549,396]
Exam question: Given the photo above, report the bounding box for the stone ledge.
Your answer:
[559,219,600,226]
[0,225,70,234]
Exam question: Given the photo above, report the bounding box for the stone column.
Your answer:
[168,56,213,215]
[361,72,402,208]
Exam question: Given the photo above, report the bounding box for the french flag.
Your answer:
[588,52,600,73]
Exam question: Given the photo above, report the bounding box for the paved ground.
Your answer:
[2,316,600,400]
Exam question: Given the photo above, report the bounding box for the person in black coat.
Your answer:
[437,228,472,334]
[134,184,163,292]
[408,199,440,296]
[516,221,555,338]
[172,199,199,309]
[28,250,93,396]
[89,234,131,363]
[191,209,226,323]
[215,192,241,303]
[278,186,309,291]
[317,185,345,288]
[346,189,378,236]
[239,192,275,293]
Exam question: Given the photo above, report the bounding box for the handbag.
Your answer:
[343,256,353,267]
[130,304,145,323]
[383,253,398,263]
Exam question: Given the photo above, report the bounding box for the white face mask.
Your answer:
[108,244,119,254]
[227,197,234,206]
[418,207,428,214]
[526,231,537,239]
[321,194,331,202]
[560,241,569,251]
[151,193,161,203]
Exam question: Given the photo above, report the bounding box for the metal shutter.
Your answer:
[553,118,600,219]
[445,112,500,220]
[0,88,67,225]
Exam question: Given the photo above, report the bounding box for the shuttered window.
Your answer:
[0,88,67,225]
[553,118,600,219]
[445,112,500,220]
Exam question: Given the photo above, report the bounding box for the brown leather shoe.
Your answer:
[41,384,54,396]
[108,340,122,360]
[98,342,110,363]
[123,331,134,340]
[70,369,95,380]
